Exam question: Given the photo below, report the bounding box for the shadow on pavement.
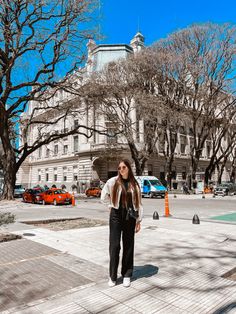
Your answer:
[133,264,159,279]
[213,302,236,314]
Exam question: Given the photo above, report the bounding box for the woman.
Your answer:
[101,159,143,288]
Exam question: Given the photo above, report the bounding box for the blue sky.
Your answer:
[99,0,236,46]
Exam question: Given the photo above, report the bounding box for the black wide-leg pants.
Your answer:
[109,207,136,281]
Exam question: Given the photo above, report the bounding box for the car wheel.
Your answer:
[53,199,57,206]
[42,200,46,205]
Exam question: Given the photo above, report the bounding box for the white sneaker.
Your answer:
[108,278,116,287]
[123,277,131,287]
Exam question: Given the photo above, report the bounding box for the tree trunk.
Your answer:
[1,148,16,200]
[191,154,200,187]
[218,166,224,184]
[166,155,174,189]
[128,141,145,176]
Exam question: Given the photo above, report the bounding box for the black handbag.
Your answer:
[126,207,139,220]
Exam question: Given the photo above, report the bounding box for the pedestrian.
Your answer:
[61,184,67,191]
[101,159,143,288]
[182,182,190,194]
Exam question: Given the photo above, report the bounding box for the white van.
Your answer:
[135,176,167,198]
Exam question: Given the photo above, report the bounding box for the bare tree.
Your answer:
[153,24,236,185]
[0,0,99,200]
[204,101,236,184]
[84,51,163,175]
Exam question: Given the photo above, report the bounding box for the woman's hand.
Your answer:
[135,221,141,233]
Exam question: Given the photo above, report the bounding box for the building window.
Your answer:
[46,148,50,158]
[179,126,186,134]
[180,135,187,154]
[190,137,194,152]
[54,144,58,156]
[38,147,42,159]
[63,166,67,181]
[74,136,78,152]
[106,121,117,144]
[206,143,211,158]
[53,167,57,182]
[73,165,78,181]
[63,145,68,155]
[45,168,49,182]
[74,119,79,129]
[38,169,41,182]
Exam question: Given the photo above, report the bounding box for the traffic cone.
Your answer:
[72,193,75,206]
[164,192,171,217]
[153,211,159,220]
[192,214,200,224]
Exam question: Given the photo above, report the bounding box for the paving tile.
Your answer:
[76,291,119,313]
[99,303,139,313]
[43,302,90,314]
[123,293,169,314]
[0,257,91,312]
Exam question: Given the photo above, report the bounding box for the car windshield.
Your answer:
[15,185,24,189]
[32,189,44,194]
[218,184,231,188]
[53,189,67,194]
[149,180,162,186]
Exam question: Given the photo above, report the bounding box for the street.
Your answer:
[0,193,235,224]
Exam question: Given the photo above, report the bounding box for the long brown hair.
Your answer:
[111,159,141,208]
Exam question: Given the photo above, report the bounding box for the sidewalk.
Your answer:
[1,216,236,313]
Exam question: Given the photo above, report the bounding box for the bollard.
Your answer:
[153,211,159,220]
[72,193,75,206]
[174,194,177,198]
[213,194,215,198]
[202,193,205,199]
[192,214,200,224]
[164,192,171,217]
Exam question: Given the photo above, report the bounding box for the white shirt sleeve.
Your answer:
[100,180,112,208]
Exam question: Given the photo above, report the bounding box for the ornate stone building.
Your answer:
[17,32,231,192]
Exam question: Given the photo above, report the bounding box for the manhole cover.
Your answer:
[222,267,236,281]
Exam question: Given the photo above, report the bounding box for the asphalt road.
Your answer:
[0,193,235,224]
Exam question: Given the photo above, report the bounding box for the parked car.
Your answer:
[23,188,44,203]
[214,183,236,196]
[14,184,25,198]
[41,188,72,205]
[85,187,102,197]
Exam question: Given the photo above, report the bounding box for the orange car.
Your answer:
[41,189,72,205]
[23,188,44,203]
[85,187,101,197]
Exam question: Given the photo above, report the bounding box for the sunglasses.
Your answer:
[118,165,127,171]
